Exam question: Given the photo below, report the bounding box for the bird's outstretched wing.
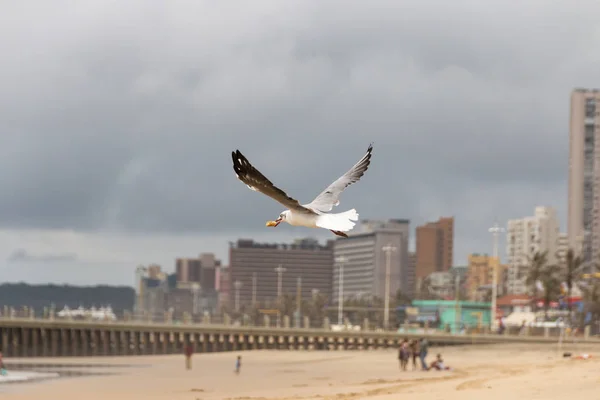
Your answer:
[232,150,315,214]
[304,143,373,213]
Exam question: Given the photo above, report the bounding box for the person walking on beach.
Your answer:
[409,339,419,370]
[235,355,242,374]
[398,338,409,371]
[419,338,429,371]
[184,344,194,370]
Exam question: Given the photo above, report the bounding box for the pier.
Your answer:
[2,315,598,358]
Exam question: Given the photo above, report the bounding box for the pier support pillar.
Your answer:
[303,316,310,329]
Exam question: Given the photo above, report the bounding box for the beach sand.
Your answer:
[1,343,599,399]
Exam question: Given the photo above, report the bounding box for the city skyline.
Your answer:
[0,210,571,288]
[3,2,599,285]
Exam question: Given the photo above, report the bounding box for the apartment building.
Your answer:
[415,217,454,280]
[333,219,411,300]
[506,206,560,294]
[229,238,334,306]
[568,88,600,269]
[466,253,508,301]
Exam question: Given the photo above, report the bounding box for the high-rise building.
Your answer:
[408,251,416,296]
[333,219,411,300]
[557,233,569,265]
[147,264,162,280]
[568,88,600,269]
[466,253,508,301]
[229,238,334,306]
[506,206,560,295]
[217,265,231,309]
[175,253,220,290]
[415,217,454,281]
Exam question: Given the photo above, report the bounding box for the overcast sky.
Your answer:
[1,1,599,286]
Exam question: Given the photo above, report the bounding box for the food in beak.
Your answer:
[266,218,282,227]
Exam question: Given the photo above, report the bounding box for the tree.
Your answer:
[540,264,562,320]
[276,293,296,320]
[417,276,442,300]
[525,250,548,308]
[0,283,135,314]
[578,277,600,333]
[563,248,584,315]
[304,292,328,327]
[394,289,412,306]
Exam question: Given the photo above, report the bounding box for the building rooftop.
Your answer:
[230,238,333,251]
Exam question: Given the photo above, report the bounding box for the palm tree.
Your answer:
[540,264,562,320]
[563,248,583,315]
[394,289,412,306]
[580,278,600,331]
[525,250,548,309]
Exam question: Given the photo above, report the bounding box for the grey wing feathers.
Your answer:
[305,143,373,213]
[232,150,315,214]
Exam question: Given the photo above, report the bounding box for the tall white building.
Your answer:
[568,88,600,269]
[333,219,410,301]
[506,206,560,295]
[556,233,569,265]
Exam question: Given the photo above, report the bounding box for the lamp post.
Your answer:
[335,256,348,326]
[234,280,243,312]
[489,222,505,330]
[135,265,147,320]
[296,277,302,327]
[274,265,287,327]
[252,272,257,307]
[275,265,287,298]
[191,283,201,316]
[382,244,397,330]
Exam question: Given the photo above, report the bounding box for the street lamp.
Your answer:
[234,280,243,312]
[252,272,257,306]
[191,283,201,316]
[135,265,147,320]
[382,244,397,330]
[335,256,348,326]
[295,276,302,328]
[275,265,287,298]
[489,222,505,330]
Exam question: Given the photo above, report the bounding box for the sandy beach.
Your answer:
[1,342,599,400]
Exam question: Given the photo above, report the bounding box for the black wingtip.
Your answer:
[232,149,244,164]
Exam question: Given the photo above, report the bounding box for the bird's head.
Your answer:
[266,210,290,227]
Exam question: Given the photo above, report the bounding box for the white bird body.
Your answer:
[232,144,372,238]
[282,208,359,231]
[284,210,319,228]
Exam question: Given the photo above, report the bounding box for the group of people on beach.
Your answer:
[398,338,450,371]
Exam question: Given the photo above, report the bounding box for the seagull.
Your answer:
[231,143,373,238]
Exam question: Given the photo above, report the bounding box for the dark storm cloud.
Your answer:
[1,1,600,257]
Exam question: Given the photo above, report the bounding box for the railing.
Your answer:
[1,306,597,342]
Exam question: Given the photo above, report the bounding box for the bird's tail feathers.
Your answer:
[316,209,359,232]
